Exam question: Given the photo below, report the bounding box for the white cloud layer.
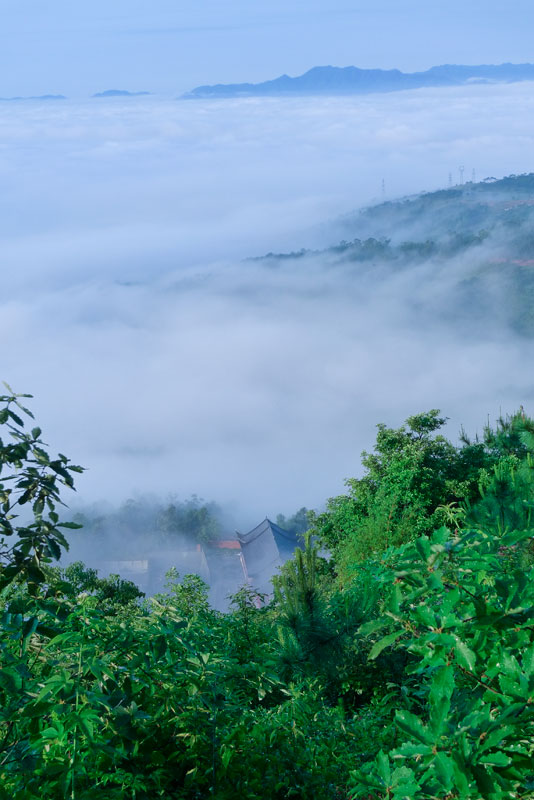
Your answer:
[3,83,534,522]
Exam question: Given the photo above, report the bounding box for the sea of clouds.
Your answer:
[2,82,534,523]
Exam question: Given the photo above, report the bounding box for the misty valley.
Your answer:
[56,172,534,602]
[4,0,534,789]
[2,170,534,797]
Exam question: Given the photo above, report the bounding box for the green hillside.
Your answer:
[259,173,534,336]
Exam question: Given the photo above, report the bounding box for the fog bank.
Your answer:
[3,84,534,519]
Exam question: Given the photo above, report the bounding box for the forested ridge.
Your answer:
[258,173,534,337]
[2,387,534,798]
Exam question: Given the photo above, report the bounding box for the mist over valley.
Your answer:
[3,83,534,590]
[5,3,534,792]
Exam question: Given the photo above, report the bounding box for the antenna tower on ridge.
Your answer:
[459,165,465,185]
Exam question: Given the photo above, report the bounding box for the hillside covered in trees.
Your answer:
[258,173,534,337]
[2,387,534,798]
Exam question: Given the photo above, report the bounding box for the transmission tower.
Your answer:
[459,165,465,185]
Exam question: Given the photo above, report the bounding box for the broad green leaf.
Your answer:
[522,644,534,677]
[390,765,420,798]
[433,752,454,793]
[454,639,477,671]
[22,616,39,640]
[0,667,23,692]
[429,665,454,734]
[40,727,60,740]
[376,750,391,784]
[479,752,511,767]
[369,630,403,660]
[394,742,433,759]
[221,747,233,771]
[359,617,388,636]
[395,710,433,745]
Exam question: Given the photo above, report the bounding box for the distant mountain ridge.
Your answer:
[92,90,151,98]
[0,94,66,101]
[184,63,534,98]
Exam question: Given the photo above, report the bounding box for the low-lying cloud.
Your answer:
[3,83,534,523]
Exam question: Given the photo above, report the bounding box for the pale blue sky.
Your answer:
[2,0,534,96]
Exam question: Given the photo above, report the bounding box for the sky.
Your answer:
[2,1,534,96]
[2,80,534,524]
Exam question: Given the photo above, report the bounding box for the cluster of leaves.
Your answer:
[1,569,366,798]
[0,385,83,592]
[2,388,534,798]
[351,523,534,799]
[50,561,146,609]
[310,409,528,566]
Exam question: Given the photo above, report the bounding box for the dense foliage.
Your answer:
[2,388,534,798]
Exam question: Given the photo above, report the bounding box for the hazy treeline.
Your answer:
[259,173,534,337]
[69,498,310,550]
[61,494,311,603]
[68,495,224,553]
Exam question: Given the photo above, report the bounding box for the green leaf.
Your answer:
[395,710,433,745]
[454,639,477,671]
[221,747,233,771]
[451,757,470,795]
[394,742,433,758]
[0,667,23,692]
[376,750,391,784]
[152,635,168,661]
[40,727,60,740]
[390,766,420,798]
[35,623,60,639]
[22,616,39,640]
[33,497,44,516]
[369,630,403,659]
[433,752,454,793]
[8,409,24,427]
[429,665,454,734]
[47,539,62,560]
[359,617,388,636]
[480,752,511,767]
[522,644,534,677]
[78,716,94,740]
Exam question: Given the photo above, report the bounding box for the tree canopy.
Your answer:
[2,389,534,798]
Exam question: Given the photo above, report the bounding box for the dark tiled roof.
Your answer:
[236,519,299,593]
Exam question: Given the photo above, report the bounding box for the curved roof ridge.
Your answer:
[236,517,299,547]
